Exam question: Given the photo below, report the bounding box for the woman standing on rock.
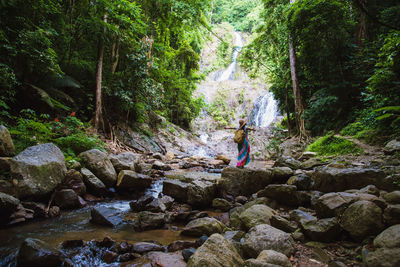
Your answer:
[226,118,255,168]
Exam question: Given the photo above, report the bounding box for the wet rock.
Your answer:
[134,211,165,231]
[219,167,274,197]
[62,239,85,248]
[99,236,116,247]
[145,251,186,267]
[287,173,314,190]
[312,166,394,192]
[187,233,245,267]
[132,242,165,254]
[181,217,226,237]
[9,143,66,199]
[340,200,384,241]
[21,201,46,218]
[55,189,86,209]
[242,224,296,258]
[301,217,341,242]
[182,248,196,262]
[116,170,152,191]
[274,156,302,170]
[257,184,302,206]
[8,204,34,225]
[384,204,400,225]
[187,180,216,207]
[0,192,20,216]
[90,206,123,227]
[384,139,400,154]
[79,149,117,187]
[61,169,86,196]
[289,209,317,225]
[109,152,141,173]
[48,206,60,217]
[239,204,275,230]
[270,215,298,233]
[103,251,118,263]
[363,224,400,267]
[216,154,231,165]
[129,194,154,212]
[212,198,231,211]
[245,249,292,267]
[152,160,172,171]
[383,191,400,204]
[168,240,197,252]
[163,179,189,202]
[80,168,107,196]
[17,238,64,267]
[118,253,139,262]
[0,125,15,156]
[360,185,380,196]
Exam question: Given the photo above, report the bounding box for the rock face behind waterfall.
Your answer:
[7,143,66,199]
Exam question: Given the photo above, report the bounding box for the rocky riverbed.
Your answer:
[1,124,400,266]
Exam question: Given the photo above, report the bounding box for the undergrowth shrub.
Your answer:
[307,132,363,156]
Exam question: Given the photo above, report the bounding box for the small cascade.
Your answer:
[216,32,244,82]
[145,178,164,198]
[249,91,279,127]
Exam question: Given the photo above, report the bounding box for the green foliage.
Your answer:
[340,122,366,136]
[307,133,363,156]
[54,134,103,155]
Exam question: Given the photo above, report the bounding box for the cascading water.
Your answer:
[249,91,279,127]
[216,32,244,82]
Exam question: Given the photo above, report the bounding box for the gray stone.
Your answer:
[314,192,356,218]
[81,168,107,196]
[384,139,400,154]
[187,233,245,267]
[287,174,314,190]
[289,209,317,225]
[257,185,302,206]
[116,170,152,191]
[181,217,226,237]
[212,198,232,211]
[383,204,400,225]
[109,152,141,173]
[134,211,165,231]
[271,167,294,183]
[9,143,66,199]
[132,242,165,254]
[243,224,296,258]
[383,191,400,204]
[270,215,298,233]
[17,238,64,267]
[245,250,292,267]
[274,156,302,170]
[54,189,85,209]
[301,157,325,170]
[90,206,123,227]
[239,204,275,230]
[0,125,15,156]
[187,180,216,207]
[360,185,380,196]
[79,149,117,187]
[374,224,400,248]
[0,192,19,215]
[163,179,189,202]
[301,217,341,242]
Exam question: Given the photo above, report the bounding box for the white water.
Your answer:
[250,91,279,127]
[216,32,244,82]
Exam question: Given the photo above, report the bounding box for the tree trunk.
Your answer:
[289,0,307,139]
[94,14,107,132]
[356,0,367,47]
[111,35,119,74]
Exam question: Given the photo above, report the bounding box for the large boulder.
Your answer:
[384,139,400,154]
[133,211,165,231]
[301,217,341,242]
[229,198,273,229]
[54,189,86,209]
[270,215,298,233]
[212,198,232,211]
[242,224,296,258]
[363,224,400,267]
[79,149,117,187]
[274,156,302,170]
[80,168,107,196]
[287,173,314,190]
[245,250,292,267]
[0,125,15,156]
[314,192,357,218]
[239,204,275,230]
[116,170,152,191]
[90,206,124,227]
[257,184,308,206]
[181,217,226,237]
[383,191,400,204]
[340,200,384,241]
[312,167,394,192]
[0,192,20,215]
[384,204,400,225]
[61,169,86,196]
[143,251,186,267]
[17,238,65,266]
[108,152,141,173]
[187,180,216,207]
[9,143,66,199]
[218,167,274,197]
[187,233,244,267]
[162,179,189,202]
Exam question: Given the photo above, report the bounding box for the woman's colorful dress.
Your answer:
[237,126,250,167]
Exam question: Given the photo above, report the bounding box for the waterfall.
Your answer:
[250,91,279,127]
[216,32,244,82]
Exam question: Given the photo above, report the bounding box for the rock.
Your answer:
[187,180,216,207]
[79,149,117,187]
[17,238,64,267]
[301,158,325,170]
[229,198,274,229]
[224,231,246,242]
[181,217,226,237]
[8,204,34,225]
[291,229,305,242]
[360,185,380,196]
[145,251,186,267]
[130,194,154,212]
[116,170,152,191]
[216,155,231,165]
[182,248,196,262]
[289,209,317,225]
[314,192,356,218]
[109,152,141,173]
[219,167,274,197]
[301,217,341,242]
[245,250,292,267]
[384,139,400,154]
[340,200,384,241]
[153,153,164,160]
[271,167,294,183]
[187,233,245,267]
[257,184,303,206]
[145,197,171,213]
[54,189,86,209]
[239,204,275,230]
[287,173,314,190]
[274,156,302,170]
[132,242,165,254]
[384,204,400,225]
[68,160,81,170]
[165,152,175,161]
[61,169,86,196]
[80,168,107,196]
[235,196,248,204]
[103,251,119,263]
[22,201,46,218]
[270,215,298,233]
[312,166,394,192]
[134,211,165,231]
[0,192,19,216]
[90,206,123,227]
[168,240,197,252]
[242,224,296,257]
[299,151,317,160]
[152,160,172,171]
[383,191,400,204]
[212,198,232,211]
[9,143,66,199]
[48,206,60,217]
[61,239,85,249]
[163,179,189,202]
[0,125,15,156]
